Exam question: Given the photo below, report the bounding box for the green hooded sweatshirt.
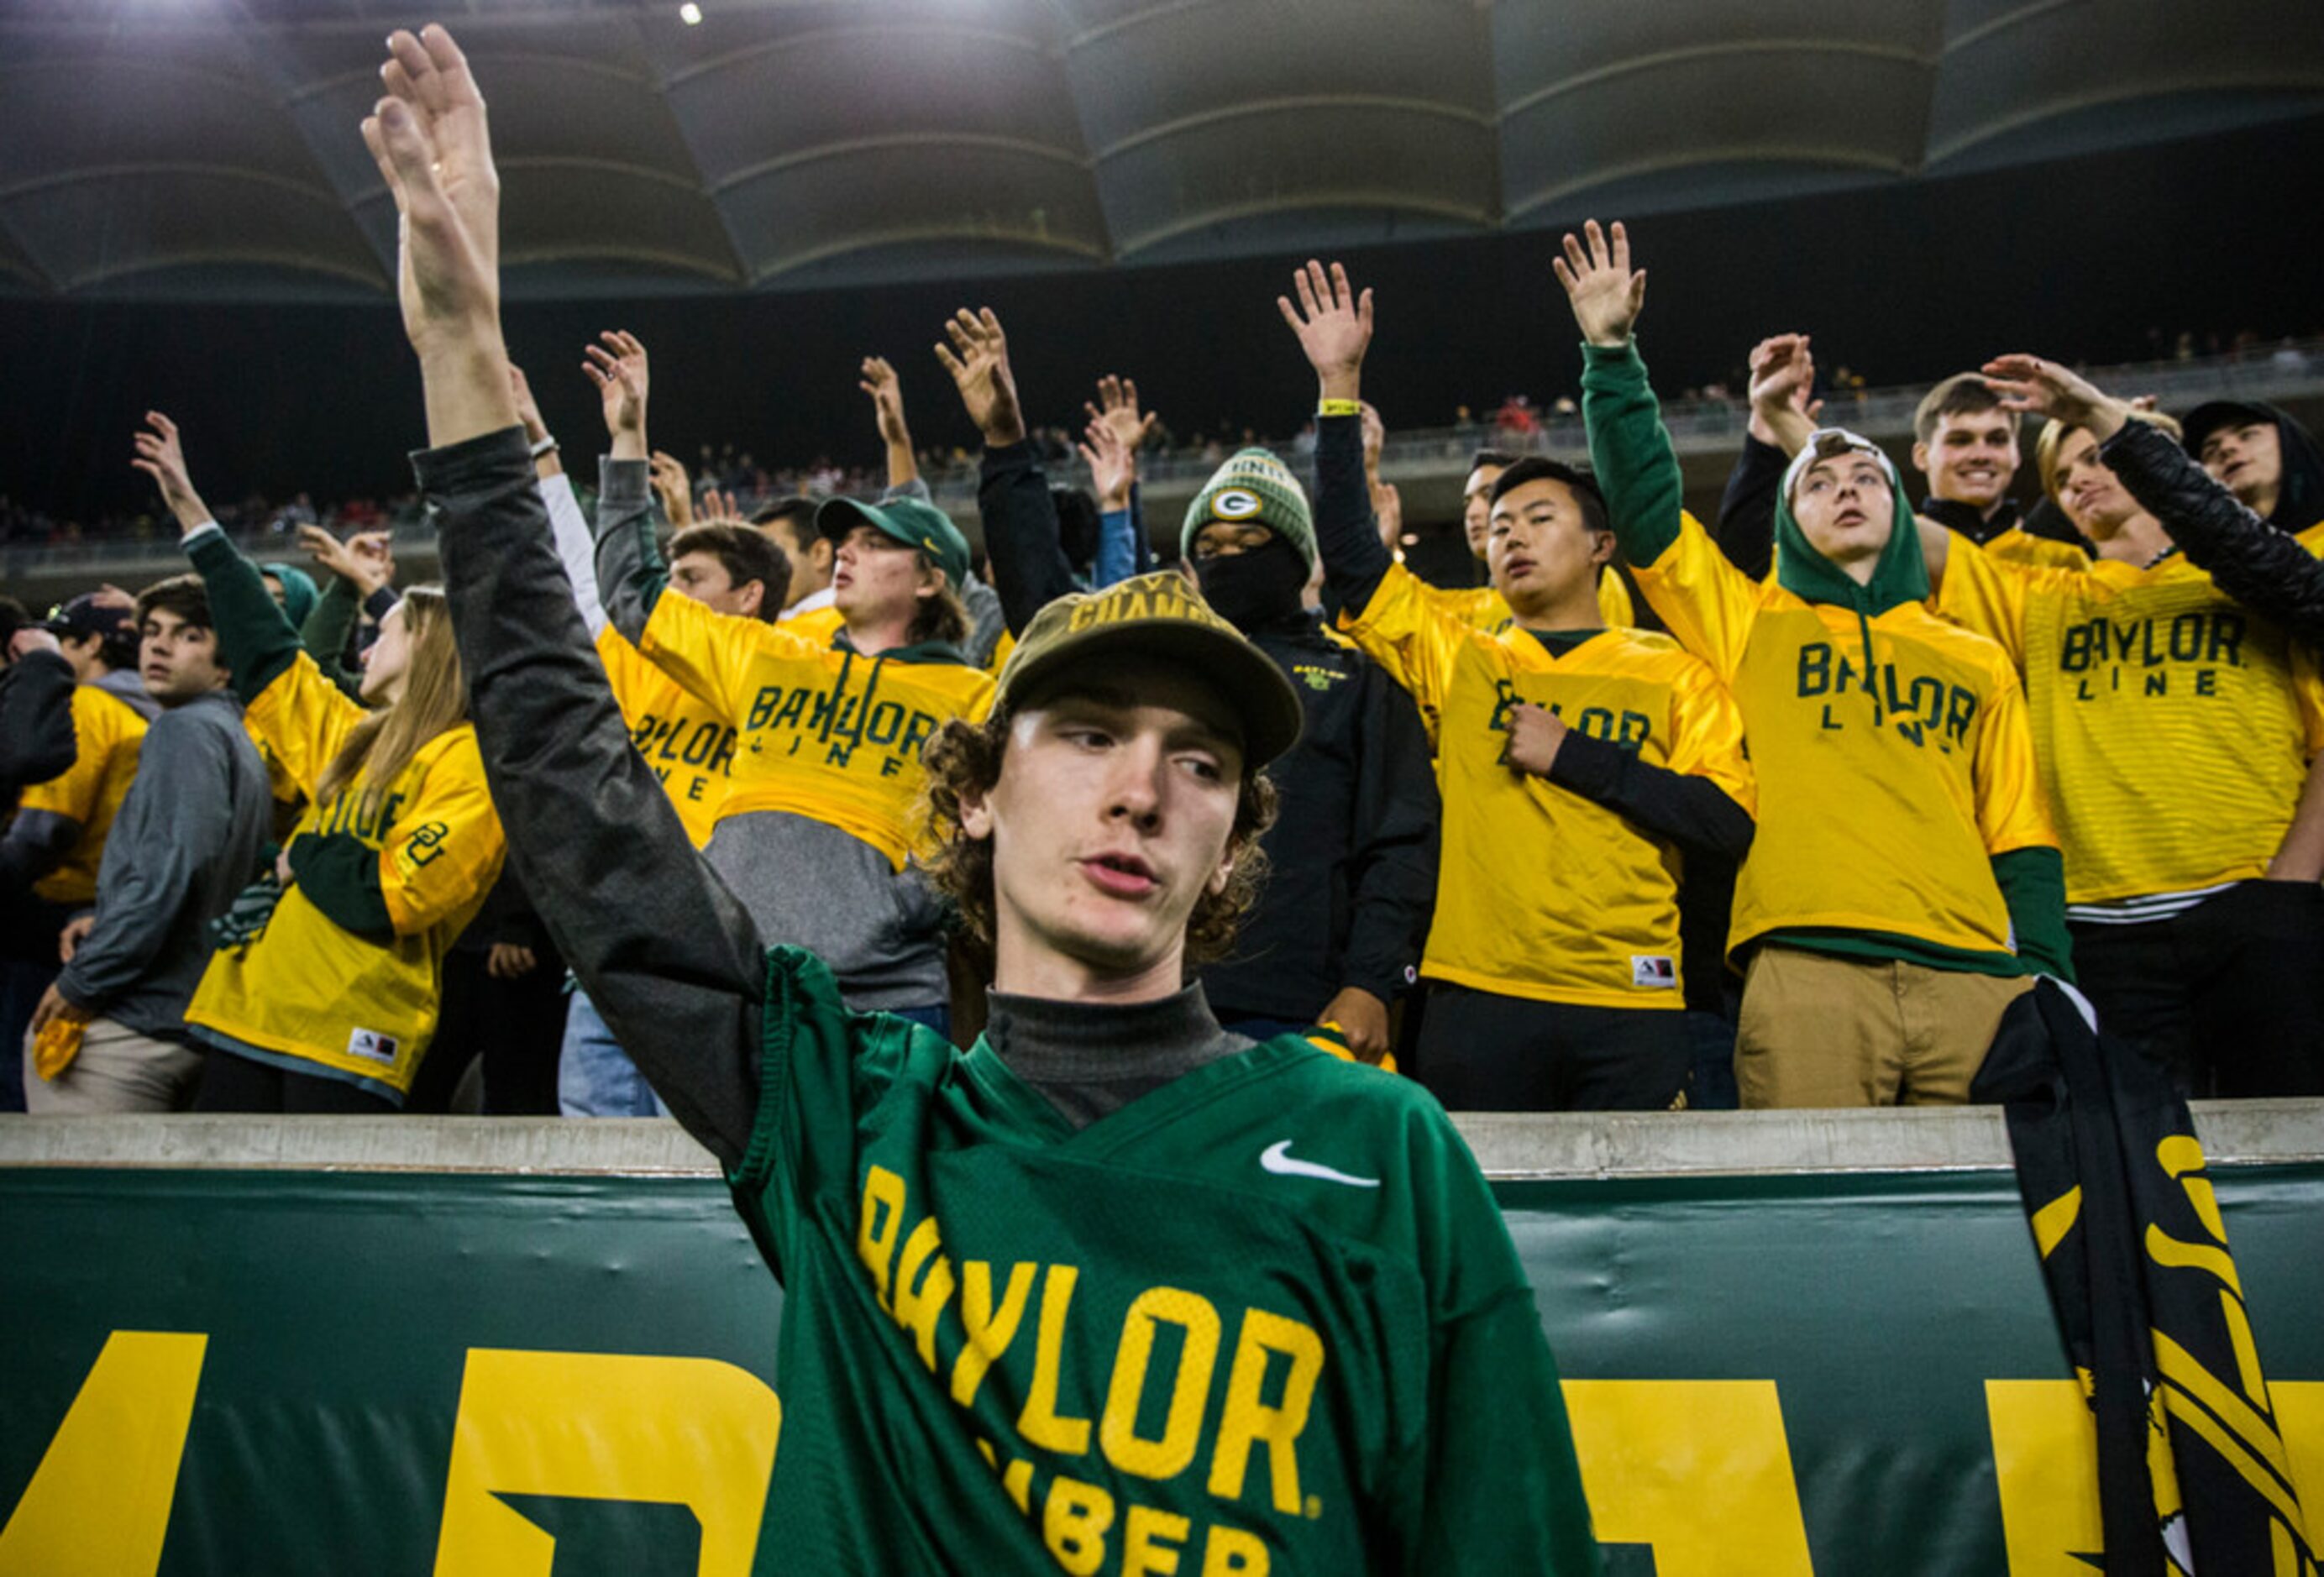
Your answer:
[1580,339,2072,982]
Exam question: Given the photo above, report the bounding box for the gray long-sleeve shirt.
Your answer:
[55,687,270,1039]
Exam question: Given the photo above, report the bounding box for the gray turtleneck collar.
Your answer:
[983,982,1252,1130]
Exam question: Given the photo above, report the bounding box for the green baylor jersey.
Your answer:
[729,948,1599,1574]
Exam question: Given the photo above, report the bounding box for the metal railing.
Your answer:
[9,339,2321,581]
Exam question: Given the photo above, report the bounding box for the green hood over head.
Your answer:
[1772,429,1929,616]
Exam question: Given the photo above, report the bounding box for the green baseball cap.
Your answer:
[994,571,1305,770]
[816,495,972,590]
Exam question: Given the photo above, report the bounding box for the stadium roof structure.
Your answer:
[3,0,2320,302]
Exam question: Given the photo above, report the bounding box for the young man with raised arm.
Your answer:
[367,24,1597,1571]
[585,327,988,1032]
[1284,260,1755,1111]
[23,576,271,1111]
[1558,221,2071,1109]
[1926,354,2324,1097]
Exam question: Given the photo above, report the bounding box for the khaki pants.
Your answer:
[22,1016,203,1113]
[1735,946,2033,1109]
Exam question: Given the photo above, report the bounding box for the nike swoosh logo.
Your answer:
[1260,1140,1379,1189]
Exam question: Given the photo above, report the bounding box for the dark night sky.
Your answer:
[5,111,2320,521]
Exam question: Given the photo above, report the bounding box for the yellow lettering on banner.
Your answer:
[1561,1379,1814,1577]
[857,1166,907,1311]
[2277,1382,2324,1535]
[952,1260,1036,1408]
[1121,1504,1192,1574]
[1200,1523,1271,1574]
[1987,1380,2103,1575]
[431,1349,779,1577]
[1206,1309,1323,1515]
[0,1330,207,1577]
[891,1217,955,1373]
[1103,1288,1224,1481]
[1042,1473,1115,1574]
[1020,1265,1094,1456]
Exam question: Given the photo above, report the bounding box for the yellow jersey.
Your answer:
[1344,562,1753,1009]
[780,602,845,646]
[1938,536,2324,904]
[641,593,994,869]
[596,624,732,849]
[1406,568,1634,634]
[18,683,149,905]
[1982,527,2091,571]
[186,653,504,1102]
[1634,513,2058,964]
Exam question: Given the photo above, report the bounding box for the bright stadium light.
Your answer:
[679,3,703,22]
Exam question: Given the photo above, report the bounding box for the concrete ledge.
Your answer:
[3,1101,2319,1180]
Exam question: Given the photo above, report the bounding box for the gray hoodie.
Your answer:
[55,688,271,1039]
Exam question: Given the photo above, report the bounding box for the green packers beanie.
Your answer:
[1180,448,1317,574]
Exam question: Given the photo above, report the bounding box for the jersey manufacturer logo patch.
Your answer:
[346,1029,401,1064]
[1260,1140,1379,1189]
[1631,956,1677,989]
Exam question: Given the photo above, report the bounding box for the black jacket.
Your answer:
[2103,419,2324,651]
[0,648,76,817]
[979,441,1441,1020]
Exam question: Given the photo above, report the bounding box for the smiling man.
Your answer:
[370,24,1597,1573]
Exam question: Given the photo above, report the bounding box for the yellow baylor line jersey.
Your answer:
[642,593,993,870]
[186,654,503,1101]
[1938,533,2324,904]
[18,684,148,906]
[1345,563,1752,1009]
[1634,514,2057,964]
[596,625,732,850]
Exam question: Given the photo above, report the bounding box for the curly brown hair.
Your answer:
[920,708,1277,977]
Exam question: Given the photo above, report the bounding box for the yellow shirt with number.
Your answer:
[1937,532,2324,904]
[18,684,149,905]
[186,653,503,1102]
[1343,561,1753,1008]
[596,625,732,849]
[641,593,994,869]
[1632,513,2057,964]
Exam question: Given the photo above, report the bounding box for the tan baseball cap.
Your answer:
[993,572,1305,769]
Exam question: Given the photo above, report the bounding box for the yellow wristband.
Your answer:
[1318,398,1361,418]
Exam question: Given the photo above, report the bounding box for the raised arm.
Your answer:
[1083,375,1156,587]
[1985,354,2324,647]
[942,307,1076,632]
[575,330,669,645]
[0,635,77,799]
[134,412,305,704]
[1278,259,1393,614]
[861,355,921,491]
[1714,334,1821,582]
[364,23,763,1166]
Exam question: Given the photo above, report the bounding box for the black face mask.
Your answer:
[1193,535,1307,631]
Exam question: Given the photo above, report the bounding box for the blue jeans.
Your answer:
[557,987,668,1119]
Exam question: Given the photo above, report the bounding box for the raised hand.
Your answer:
[299,524,394,597]
[1277,259,1372,401]
[131,411,214,533]
[649,451,695,527]
[1078,417,1133,511]
[582,330,649,458]
[1552,219,1645,348]
[933,308,1026,448]
[1371,479,1404,552]
[360,28,501,351]
[349,530,396,590]
[1084,375,1158,455]
[8,626,61,663]
[1746,333,1822,456]
[698,487,747,526]
[508,364,549,443]
[860,356,911,448]
[1980,354,2129,439]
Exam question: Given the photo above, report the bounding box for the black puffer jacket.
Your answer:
[2102,419,2324,650]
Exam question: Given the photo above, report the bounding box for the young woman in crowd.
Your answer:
[131,412,505,1113]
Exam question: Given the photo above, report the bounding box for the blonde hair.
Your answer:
[2034,410,2185,506]
[316,585,469,819]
